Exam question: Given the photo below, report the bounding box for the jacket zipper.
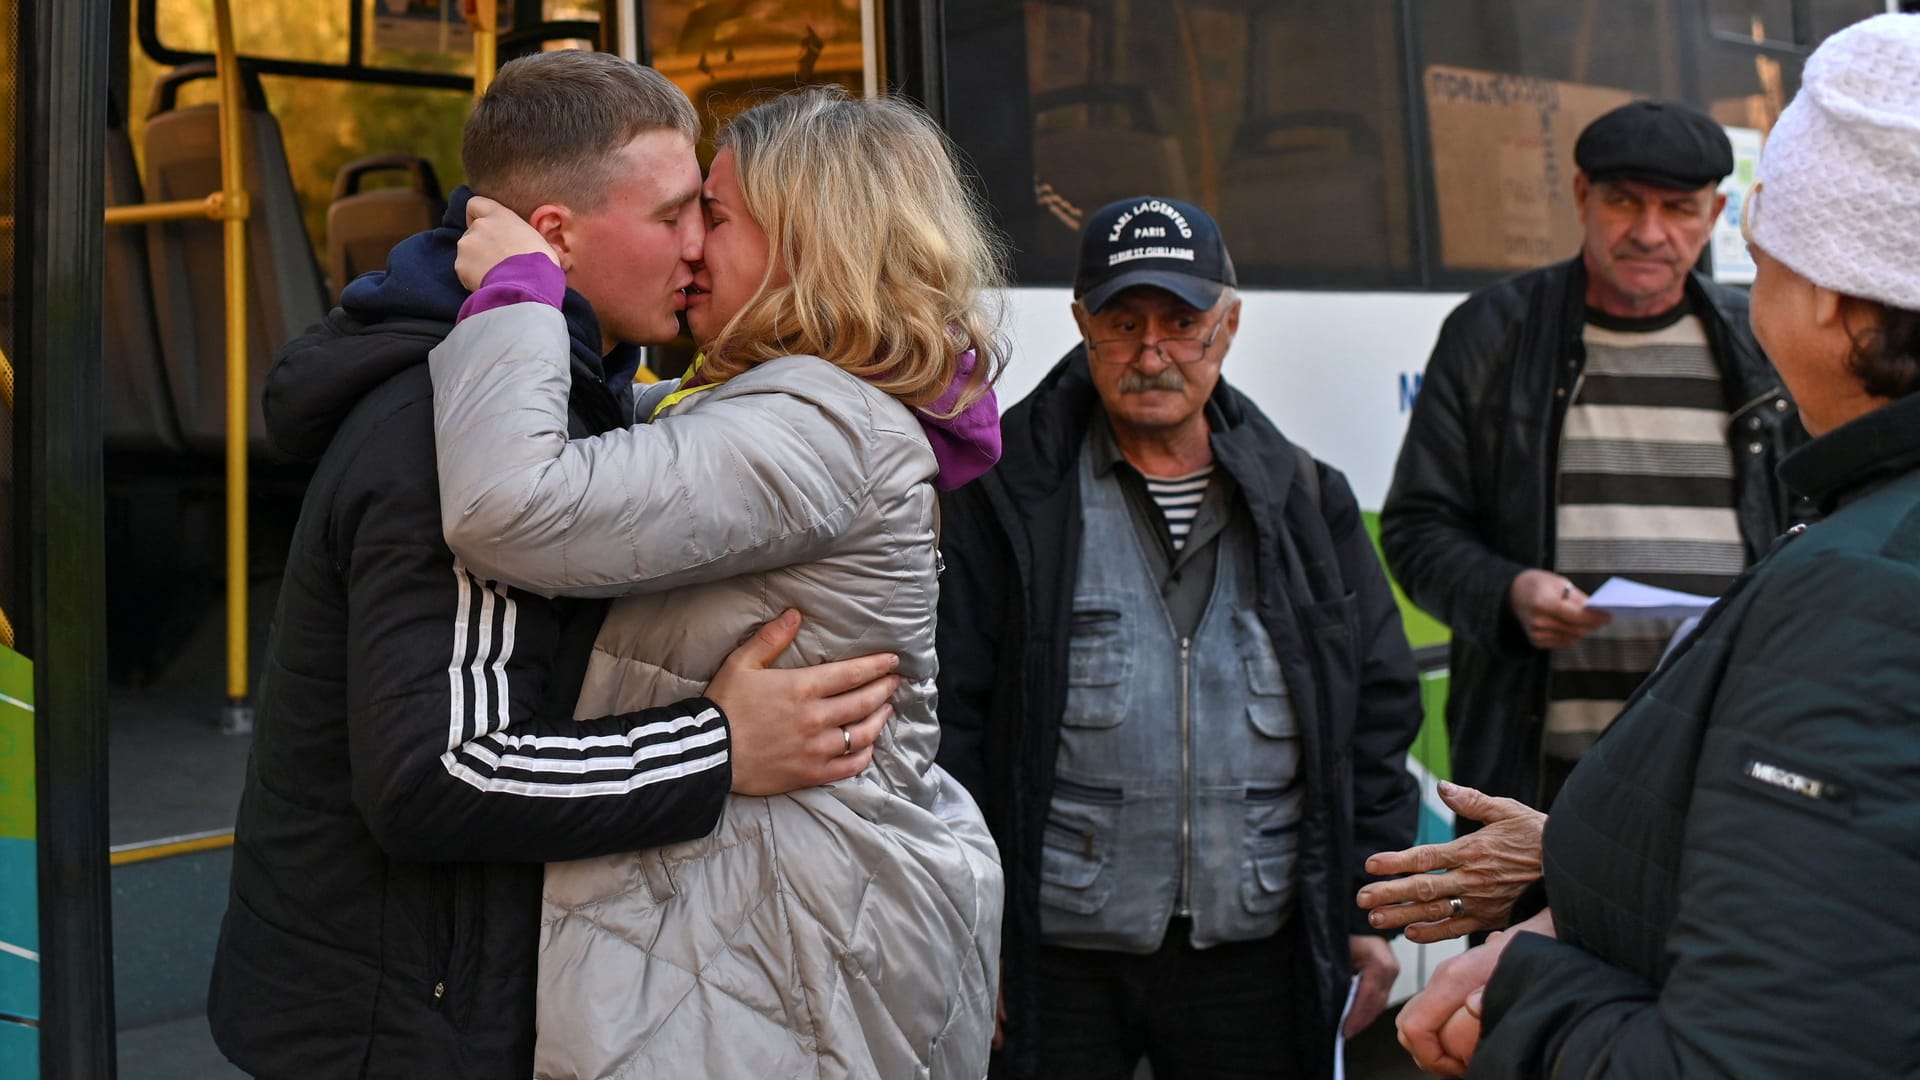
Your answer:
[1177,636,1193,917]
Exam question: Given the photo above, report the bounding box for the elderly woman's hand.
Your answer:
[1397,908,1555,1076]
[1356,781,1546,942]
[455,195,562,291]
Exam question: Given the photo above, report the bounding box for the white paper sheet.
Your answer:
[1332,974,1361,1080]
[1583,577,1717,621]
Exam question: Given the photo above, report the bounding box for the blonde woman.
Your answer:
[427,87,1006,1078]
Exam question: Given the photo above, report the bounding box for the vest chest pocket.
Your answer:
[1234,612,1297,739]
[1064,600,1134,728]
[1039,780,1120,915]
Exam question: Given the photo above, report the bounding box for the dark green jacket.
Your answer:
[1473,390,1920,1078]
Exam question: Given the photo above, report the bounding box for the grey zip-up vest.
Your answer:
[1039,448,1303,952]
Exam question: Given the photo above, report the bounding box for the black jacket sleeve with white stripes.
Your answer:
[332,387,732,865]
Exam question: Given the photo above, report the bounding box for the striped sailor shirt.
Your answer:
[1143,467,1214,551]
[1546,304,1746,759]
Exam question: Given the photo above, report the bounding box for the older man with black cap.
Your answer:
[934,195,1422,1079]
[1377,101,1805,892]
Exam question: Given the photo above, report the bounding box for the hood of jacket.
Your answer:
[264,186,639,461]
[911,348,1002,491]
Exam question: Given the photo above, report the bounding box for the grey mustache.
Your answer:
[1118,369,1187,393]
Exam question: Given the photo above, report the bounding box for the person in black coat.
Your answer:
[1392,15,1920,1077]
[1382,101,1804,816]
[936,197,1421,1079]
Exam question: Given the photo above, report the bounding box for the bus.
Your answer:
[3,1,1907,1075]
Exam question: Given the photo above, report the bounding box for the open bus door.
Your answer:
[11,2,896,1071]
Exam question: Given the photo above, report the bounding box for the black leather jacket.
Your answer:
[1380,256,1805,808]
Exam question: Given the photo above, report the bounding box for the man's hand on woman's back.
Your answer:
[707,609,899,796]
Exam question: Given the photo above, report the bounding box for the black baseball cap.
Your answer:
[1574,100,1734,190]
[1073,196,1237,314]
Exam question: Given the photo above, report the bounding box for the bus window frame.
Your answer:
[135,0,591,90]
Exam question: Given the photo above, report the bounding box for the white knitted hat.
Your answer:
[1752,13,1920,312]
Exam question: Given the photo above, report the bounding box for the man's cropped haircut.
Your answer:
[700,86,1009,414]
[461,50,699,216]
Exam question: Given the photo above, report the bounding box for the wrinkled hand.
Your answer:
[455,194,560,291]
[1357,781,1546,942]
[1507,568,1611,649]
[1396,908,1554,1076]
[1344,934,1399,1038]
[705,610,898,796]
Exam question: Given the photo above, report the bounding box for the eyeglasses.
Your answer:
[1739,181,1763,247]
[1085,305,1233,367]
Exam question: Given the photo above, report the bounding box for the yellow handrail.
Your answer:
[103,193,237,227]
[470,0,499,99]
[213,0,253,729]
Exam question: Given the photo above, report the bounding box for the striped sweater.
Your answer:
[1546,307,1745,757]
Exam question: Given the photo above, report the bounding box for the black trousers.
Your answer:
[1030,918,1331,1080]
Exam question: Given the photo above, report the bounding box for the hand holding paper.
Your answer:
[1582,577,1717,621]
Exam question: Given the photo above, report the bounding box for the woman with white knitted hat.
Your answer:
[1392,14,1920,1078]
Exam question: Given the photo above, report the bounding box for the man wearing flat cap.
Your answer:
[1381,101,1806,828]
[934,196,1423,1078]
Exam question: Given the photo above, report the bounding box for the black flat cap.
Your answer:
[1575,100,1733,190]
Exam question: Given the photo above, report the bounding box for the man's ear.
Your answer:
[527,203,575,272]
[1070,301,1093,339]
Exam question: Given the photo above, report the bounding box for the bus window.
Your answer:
[950,0,1415,291]
[1413,1,1683,278]
[1704,0,1885,43]
[643,0,870,157]
[1412,0,1875,285]
[1705,0,1798,42]
[133,1,485,257]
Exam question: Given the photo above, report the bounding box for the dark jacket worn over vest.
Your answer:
[1474,389,1920,1079]
[208,192,730,1080]
[1379,256,1806,808]
[935,346,1422,1078]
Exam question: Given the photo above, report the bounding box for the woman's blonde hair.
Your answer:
[697,86,1008,413]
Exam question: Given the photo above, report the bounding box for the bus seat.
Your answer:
[1216,111,1391,274]
[142,61,326,454]
[326,154,445,304]
[104,117,188,453]
[1031,83,1192,217]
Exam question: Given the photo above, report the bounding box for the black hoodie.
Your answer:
[209,190,731,1079]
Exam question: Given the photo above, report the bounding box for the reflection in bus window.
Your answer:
[644,0,868,156]
[1009,0,1414,290]
[1412,0,1850,284]
[133,2,480,257]
[1705,0,1798,43]
[1421,67,1632,272]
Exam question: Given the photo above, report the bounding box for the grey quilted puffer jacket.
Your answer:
[427,304,1003,1080]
